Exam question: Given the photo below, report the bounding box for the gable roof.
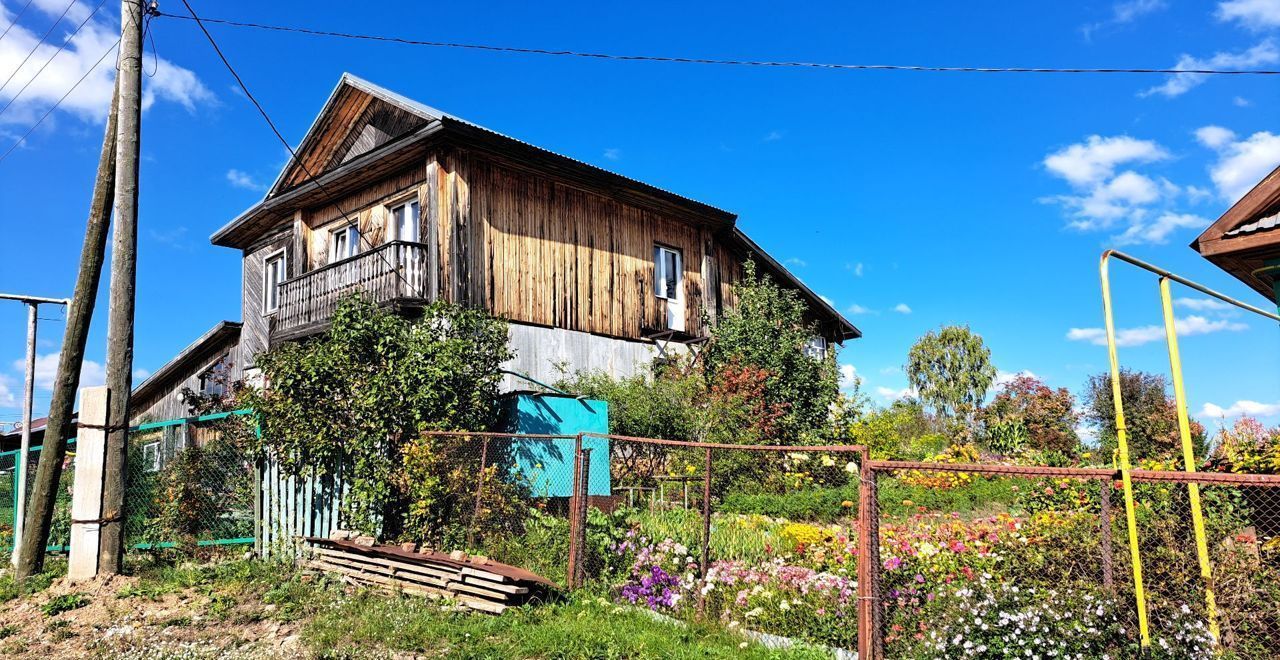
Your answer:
[1192,163,1280,299]
[130,321,242,408]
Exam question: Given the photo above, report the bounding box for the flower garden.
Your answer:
[542,457,1280,659]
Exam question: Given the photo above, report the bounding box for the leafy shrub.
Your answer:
[720,485,859,523]
[42,593,88,617]
[898,444,981,489]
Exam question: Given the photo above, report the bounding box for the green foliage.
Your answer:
[303,590,828,659]
[702,259,839,443]
[838,399,939,460]
[241,295,512,540]
[982,374,1080,455]
[720,485,859,523]
[555,369,699,440]
[1082,369,1207,462]
[877,476,1020,518]
[905,325,996,430]
[41,593,88,617]
[0,561,60,603]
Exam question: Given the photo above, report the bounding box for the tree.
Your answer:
[1082,369,1206,463]
[702,259,839,443]
[240,295,512,541]
[905,325,996,431]
[982,375,1081,455]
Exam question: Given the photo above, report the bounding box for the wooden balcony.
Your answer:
[272,241,431,342]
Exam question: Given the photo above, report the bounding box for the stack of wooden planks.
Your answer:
[302,537,557,614]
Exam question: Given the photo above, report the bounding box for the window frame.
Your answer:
[653,244,683,302]
[261,248,287,316]
[142,441,160,472]
[389,196,421,243]
[329,222,361,262]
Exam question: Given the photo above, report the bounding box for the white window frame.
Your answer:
[654,245,684,331]
[803,336,828,360]
[142,441,160,472]
[389,197,421,243]
[262,249,286,315]
[329,223,360,262]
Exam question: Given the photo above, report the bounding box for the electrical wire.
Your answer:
[0,36,119,164]
[177,0,416,293]
[0,0,33,45]
[0,0,81,96]
[0,0,108,123]
[155,13,1280,77]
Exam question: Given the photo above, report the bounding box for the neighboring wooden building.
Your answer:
[1193,163,1280,304]
[211,74,859,386]
[129,320,243,423]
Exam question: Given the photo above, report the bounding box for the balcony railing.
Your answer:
[273,241,431,339]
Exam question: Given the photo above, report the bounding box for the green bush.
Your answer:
[877,476,1019,518]
[720,485,859,523]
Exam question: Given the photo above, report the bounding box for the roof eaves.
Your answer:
[729,228,861,340]
[131,321,242,404]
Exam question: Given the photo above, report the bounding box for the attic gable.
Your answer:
[269,78,435,196]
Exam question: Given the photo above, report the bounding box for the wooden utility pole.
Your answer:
[14,82,119,580]
[0,294,69,568]
[98,0,144,575]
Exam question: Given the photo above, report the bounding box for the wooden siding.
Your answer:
[130,342,240,424]
[434,149,716,340]
[306,166,427,269]
[242,230,294,367]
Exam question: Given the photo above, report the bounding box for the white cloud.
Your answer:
[994,370,1037,389]
[133,367,151,380]
[1174,297,1234,313]
[1082,0,1167,39]
[602,147,621,161]
[847,304,875,315]
[838,364,858,390]
[226,169,265,191]
[1217,0,1280,29]
[764,130,784,142]
[1201,399,1280,418]
[1234,96,1252,107]
[1200,129,1280,201]
[1044,135,1169,186]
[879,366,900,375]
[784,257,807,268]
[853,262,864,277]
[1112,212,1205,245]
[0,0,213,129]
[13,353,105,390]
[1067,314,1248,347]
[892,303,912,314]
[0,374,15,408]
[875,385,916,401]
[1141,40,1280,98]
[1195,125,1236,149]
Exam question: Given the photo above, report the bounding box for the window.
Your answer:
[330,223,360,261]
[391,199,420,243]
[198,355,230,398]
[803,336,828,360]
[654,245,684,331]
[142,441,160,472]
[262,250,286,314]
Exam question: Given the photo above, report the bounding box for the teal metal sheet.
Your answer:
[499,393,609,497]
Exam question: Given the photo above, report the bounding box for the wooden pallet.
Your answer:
[301,539,549,614]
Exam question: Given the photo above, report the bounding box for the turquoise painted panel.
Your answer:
[498,393,610,497]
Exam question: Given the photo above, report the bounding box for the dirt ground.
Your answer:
[0,574,304,659]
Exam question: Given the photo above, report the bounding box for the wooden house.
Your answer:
[210,74,859,388]
[1193,163,1280,305]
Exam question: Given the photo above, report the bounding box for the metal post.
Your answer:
[1159,277,1220,643]
[566,434,583,589]
[1099,478,1114,594]
[574,447,592,589]
[11,303,36,566]
[1099,252,1151,649]
[698,446,712,618]
[857,449,878,660]
[467,435,490,549]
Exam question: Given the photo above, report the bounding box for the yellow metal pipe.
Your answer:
[1158,277,1220,644]
[1099,251,1151,649]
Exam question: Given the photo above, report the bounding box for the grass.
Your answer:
[0,558,64,604]
[304,589,829,659]
[41,593,88,616]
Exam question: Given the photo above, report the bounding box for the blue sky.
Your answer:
[1,0,1279,436]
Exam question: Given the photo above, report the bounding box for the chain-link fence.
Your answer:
[0,410,257,557]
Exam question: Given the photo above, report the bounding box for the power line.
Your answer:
[0,0,80,96]
[0,0,34,45]
[157,13,1280,77]
[0,0,109,124]
[0,37,119,164]
[177,0,416,293]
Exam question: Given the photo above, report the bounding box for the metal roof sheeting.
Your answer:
[1225,211,1280,237]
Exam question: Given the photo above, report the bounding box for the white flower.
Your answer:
[844,461,858,473]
